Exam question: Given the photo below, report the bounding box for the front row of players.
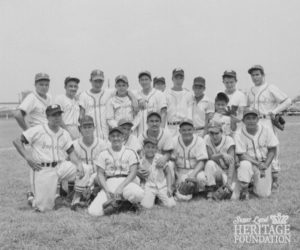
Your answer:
[13,104,278,214]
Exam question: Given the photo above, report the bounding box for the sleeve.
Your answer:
[78,92,86,109]
[239,92,247,106]
[106,99,118,128]
[94,152,107,171]
[22,126,39,145]
[206,99,215,113]
[195,139,208,160]
[234,133,247,154]
[266,129,279,148]
[128,150,140,167]
[62,131,74,152]
[18,94,34,114]
[269,85,288,103]
[157,91,167,109]
[162,131,174,151]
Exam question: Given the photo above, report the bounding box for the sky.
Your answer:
[1,0,300,102]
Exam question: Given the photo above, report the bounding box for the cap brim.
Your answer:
[67,77,80,83]
[208,127,221,133]
[138,73,151,79]
[179,121,193,127]
[173,72,184,77]
[193,82,205,86]
[109,128,123,135]
[91,76,104,80]
[119,122,133,126]
[36,78,50,82]
[243,112,259,118]
[47,110,63,116]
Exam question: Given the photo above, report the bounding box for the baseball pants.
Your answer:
[237,160,272,197]
[88,177,144,216]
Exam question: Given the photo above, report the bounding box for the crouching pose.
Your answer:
[13,105,89,212]
[171,119,207,201]
[235,108,278,200]
[88,127,144,216]
[204,121,240,200]
[140,138,176,209]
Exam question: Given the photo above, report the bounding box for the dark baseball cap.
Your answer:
[215,92,229,103]
[115,75,129,84]
[108,127,123,135]
[118,118,133,127]
[90,69,104,80]
[222,70,237,79]
[46,104,63,116]
[35,73,50,82]
[172,68,184,77]
[147,111,161,120]
[65,76,80,85]
[193,76,206,86]
[153,77,166,84]
[248,65,264,75]
[143,137,158,146]
[80,115,94,126]
[243,107,259,118]
[138,70,152,80]
[179,119,194,128]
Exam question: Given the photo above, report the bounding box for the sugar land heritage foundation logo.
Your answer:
[233,213,291,244]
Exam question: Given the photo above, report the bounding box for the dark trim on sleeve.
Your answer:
[66,145,74,155]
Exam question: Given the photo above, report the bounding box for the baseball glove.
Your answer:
[271,114,285,131]
[102,197,139,215]
[212,185,233,201]
[177,178,199,196]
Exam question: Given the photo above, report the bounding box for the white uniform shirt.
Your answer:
[22,125,72,163]
[18,91,52,127]
[235,124,279,161]
[210,113,232,136]
[95,146,140,177]
[190,95,214,128]
[78,89,114,140]
[124,134,142,153]
[172,135,208,169]
[226,89,247,119]
[55,95,80,126]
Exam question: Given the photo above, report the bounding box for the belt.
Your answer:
[41,162,58,168]
[168,121,181,126]
[106,174,128,179]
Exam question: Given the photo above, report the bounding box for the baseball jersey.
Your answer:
[165,89,193,123]
[190,95,214,128]
[139,128,174,154]
[73,137,107,172]
[136,88,167,135]
[247,83,289,115]
[22,125,73,163]
[210,113,232,136]
[95,146,140,177]
[226,89,247,119]
[78,89,115,140]
[124,134,142,153]
[235,124,279,162]
[18,91,52,127]
[55,94,80,126]
[172,135,208,169]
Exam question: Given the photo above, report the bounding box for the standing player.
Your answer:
[136,71,167,136]
[55,76,81,139]
[153,76,166,92]
[189,76,214,137]
[165,68,193,137]
[88,127,144,216]
[246,65,291,190]
[235,108,278,200]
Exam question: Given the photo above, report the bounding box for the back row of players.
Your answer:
[13,66,291,214]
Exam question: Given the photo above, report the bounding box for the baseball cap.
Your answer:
[35,73,50,82]
[115,75,128,84]
[222,70,237,79]
[193,76,206,86]
[179,119,194,128]
[207,121,222,133]
[172,68,184,77]
[90,69,104,81]
[248,65,264,75]
[243,107,259,118]
[153,77,166,84]
[64,76,80,85]
[138,70,152,80]
[80,115,94,126]
[215,92,229,103]
[46,104,63,116]
[143,137,158,146]
[108,127,123,135]
[118,118,133,127]
[147,111,161,120]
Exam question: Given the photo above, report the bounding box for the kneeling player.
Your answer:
[140,138,176,209]
[235,108,278,200]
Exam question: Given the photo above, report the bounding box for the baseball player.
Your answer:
[140,138,176,209]
[235,108,278,200]
[204,121,239,200]
[136,71,167,136]
[88,127,144,216]
[165,68,193,137]
[106,75,140,132]
[55,76,81,139]
[171,119,208,201]
[12,104,90,212]
[189,76,214,137]
[246,65,291,190]
[14,72,52,204]
[153,76,166,92]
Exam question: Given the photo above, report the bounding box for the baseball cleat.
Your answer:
[54,196,71,210]
[239,191,249,201]
[26,191,34,207]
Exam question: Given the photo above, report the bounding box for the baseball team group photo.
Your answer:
[1,1,300,249]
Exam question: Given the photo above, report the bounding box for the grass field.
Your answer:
[0,118,299,250]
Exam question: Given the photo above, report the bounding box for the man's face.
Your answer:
[215,100,228,114]
[147,115,161,132]
[109,131,124,147]
[139,75,152,90]
[35,80,50,96]
[115,81,128,96]
[193,84,205,97]
[243,114,259,130]
[172,75,184,87]
[65,81,79,98]
[90,79,104,91]
[80,124,95,138]
[144,143,157,158]
[223,77,237,93]
[154,82,166,92]
[250,70,264,86]
[120,124,132,138]
[47,112,62,126]
[209,130,222,144]
[179,124,194,141]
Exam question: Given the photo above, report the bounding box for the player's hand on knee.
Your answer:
[167,187,173,197]
[114,187,124,199]
[222,153,234,165]
[138,168,149,179]
[156,156,167,169]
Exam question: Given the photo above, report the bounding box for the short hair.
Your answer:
[215,92,229,104]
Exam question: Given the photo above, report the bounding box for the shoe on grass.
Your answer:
[27,191,34,207]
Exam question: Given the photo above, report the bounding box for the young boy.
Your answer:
[140,138,176,209]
